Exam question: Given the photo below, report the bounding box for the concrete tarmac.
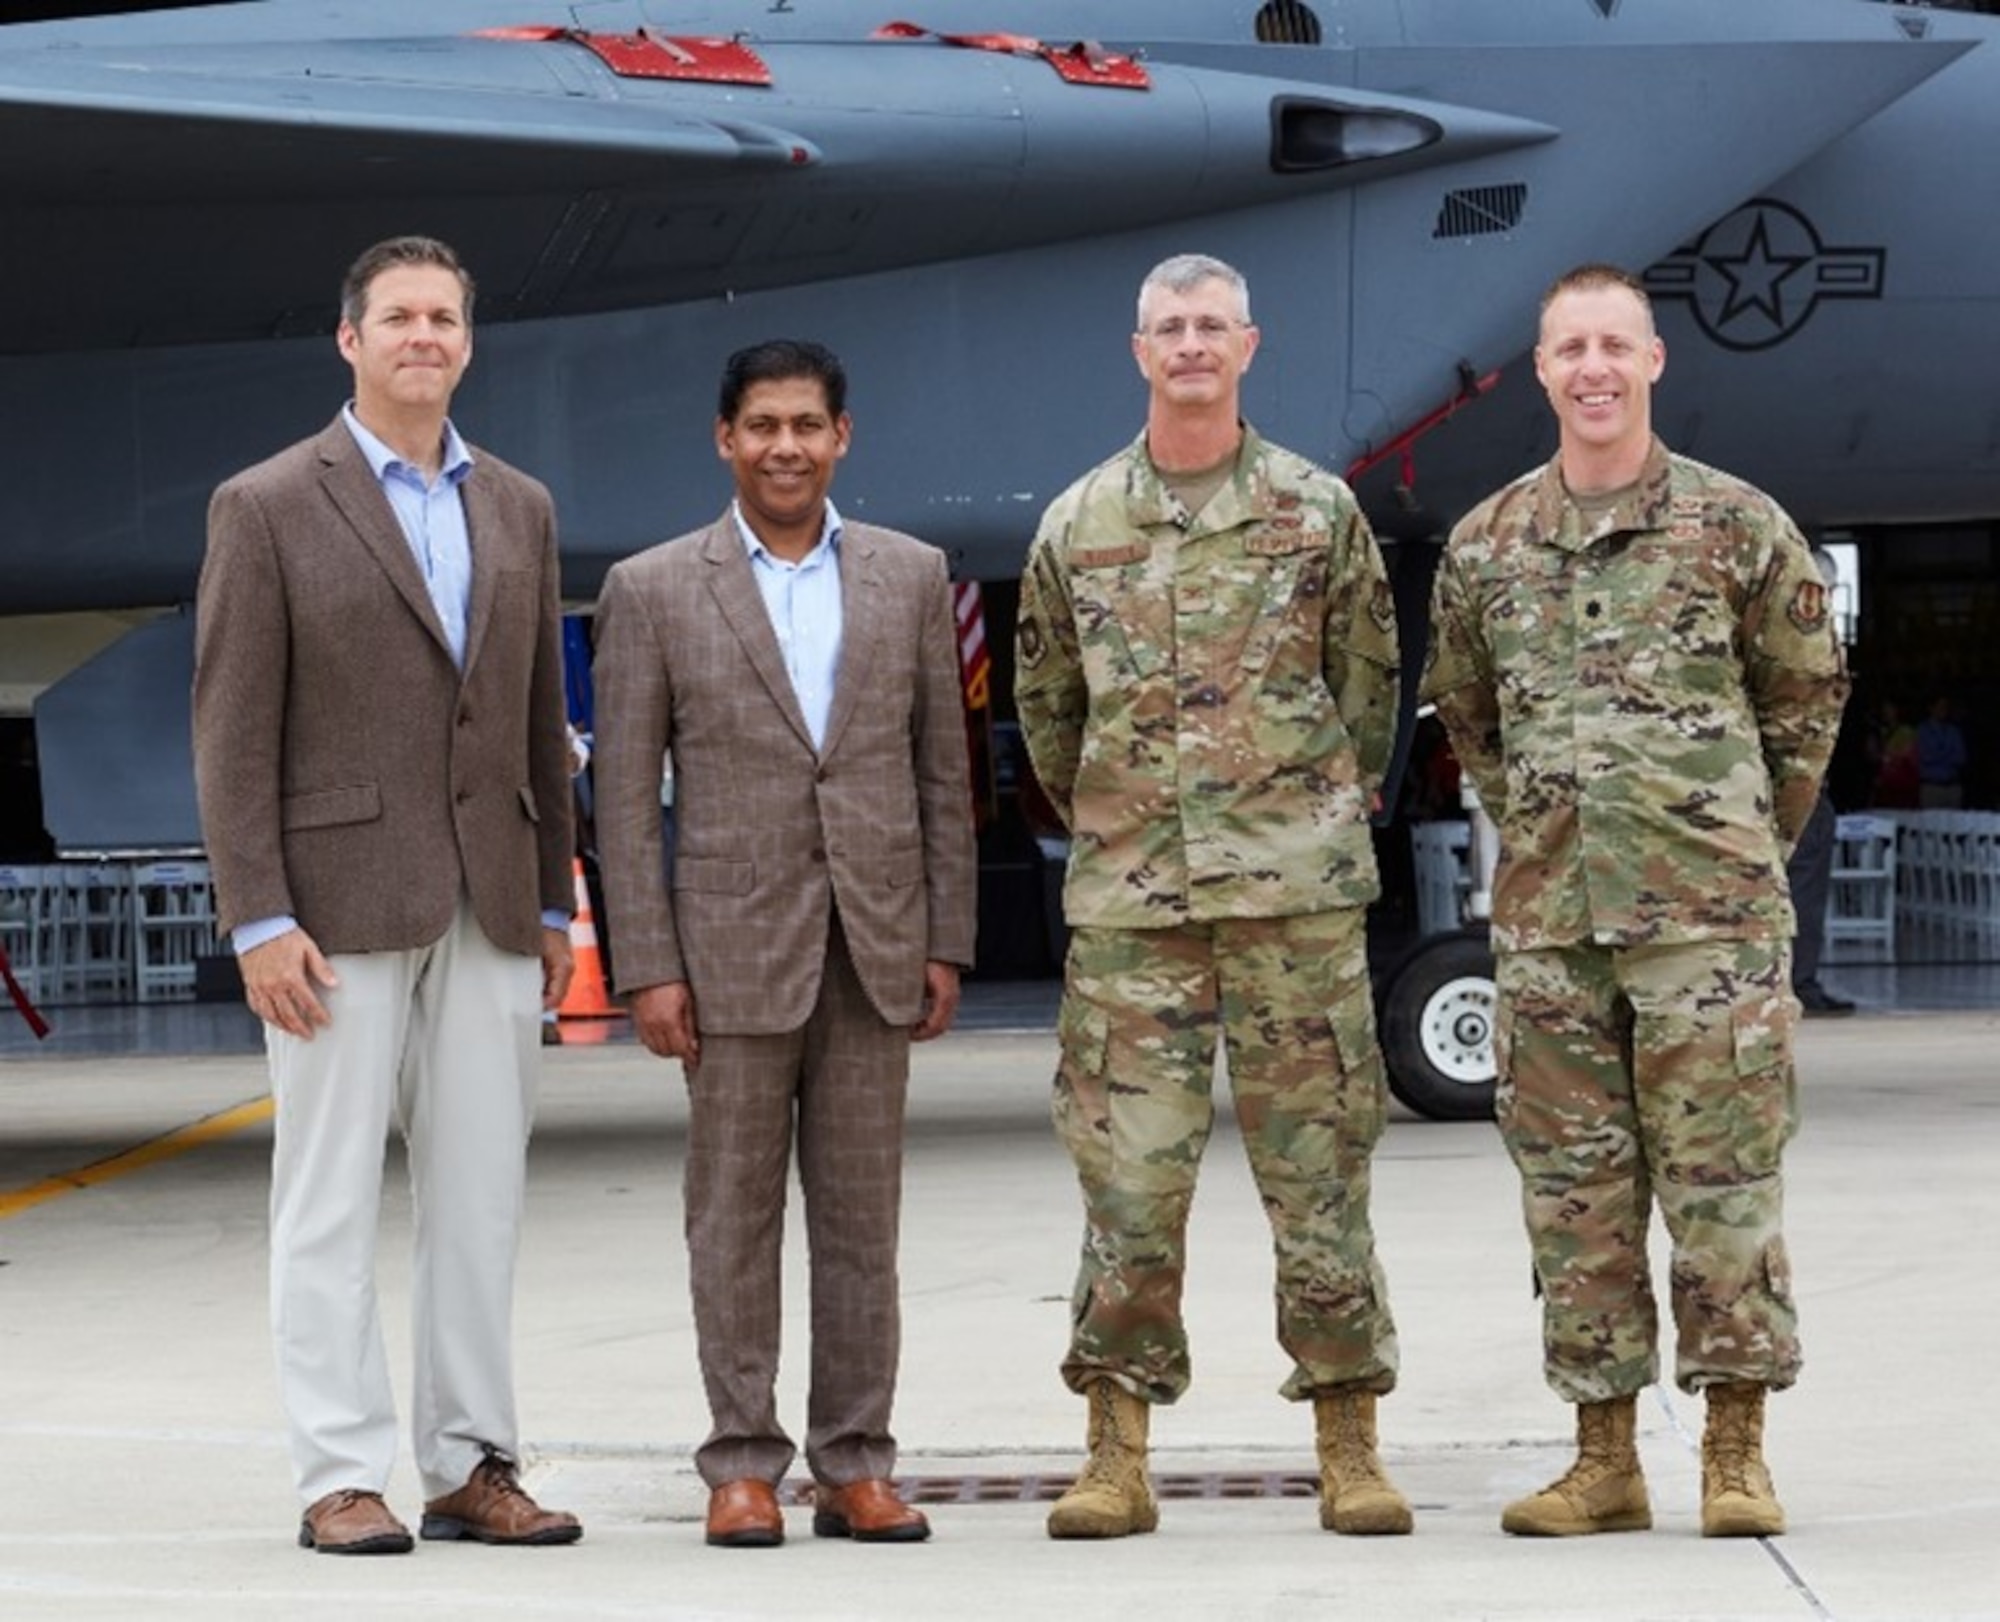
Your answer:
[1,1008,1995,1620]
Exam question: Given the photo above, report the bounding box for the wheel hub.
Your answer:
[1418,975,1495,1087]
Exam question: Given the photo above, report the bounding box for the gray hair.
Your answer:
[1136,253,1251,330]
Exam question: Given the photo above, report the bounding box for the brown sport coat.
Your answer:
[592,514,975,1032]
[192,417,573,957]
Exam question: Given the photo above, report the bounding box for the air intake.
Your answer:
[1272,99,1438,171]
[1433,183,1529,239]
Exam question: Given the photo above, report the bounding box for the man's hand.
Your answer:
[540,926,575,1012]
[633,980,701,1070]
[911,960,961,1043]
[239,928,339,1039]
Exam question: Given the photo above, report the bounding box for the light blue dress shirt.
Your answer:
[342,403,474,668]
[734,499,845,751]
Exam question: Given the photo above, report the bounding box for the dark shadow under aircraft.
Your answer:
[4,0,1997,1107]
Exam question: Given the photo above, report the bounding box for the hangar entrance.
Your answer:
[1826,520,2000,817]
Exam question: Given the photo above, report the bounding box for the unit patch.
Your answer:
[1788,578,1830,633]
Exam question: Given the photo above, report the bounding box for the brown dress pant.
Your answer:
[684,918,913,1487]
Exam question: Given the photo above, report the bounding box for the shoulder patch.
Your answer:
[1018,616,1047,668]
[1788,578,1830,633]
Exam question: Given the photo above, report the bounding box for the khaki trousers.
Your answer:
[266,896,541,1505]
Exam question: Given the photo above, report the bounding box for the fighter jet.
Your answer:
[4,0,1994,607]
[3,0,1996,1109]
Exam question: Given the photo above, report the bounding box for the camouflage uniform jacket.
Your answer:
[1015,426,1399,928]
[1422,439,1848,952]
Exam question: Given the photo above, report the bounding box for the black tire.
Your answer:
[1378,928,1498,1121]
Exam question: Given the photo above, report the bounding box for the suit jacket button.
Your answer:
[810,847,826,863]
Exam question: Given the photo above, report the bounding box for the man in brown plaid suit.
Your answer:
[592,339,976,1548]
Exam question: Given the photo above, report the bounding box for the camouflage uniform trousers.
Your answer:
[1052,910,1399,1405]
[1494,936,1802,1404]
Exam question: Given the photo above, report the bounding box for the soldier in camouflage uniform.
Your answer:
[1015,254,1410,1540]
[1422,264,1848,1540]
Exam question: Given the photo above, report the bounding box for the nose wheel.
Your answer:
[1377,928,1497,1121]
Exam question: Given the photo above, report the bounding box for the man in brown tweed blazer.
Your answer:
[593,339,976,1549]
[193,237,581,1555]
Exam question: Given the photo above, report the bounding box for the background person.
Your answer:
[1787,548,1854,1017]
[1916,695,1968,808]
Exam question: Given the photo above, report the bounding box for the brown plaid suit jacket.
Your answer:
[192,417,574,956]
[592,513,976,1032]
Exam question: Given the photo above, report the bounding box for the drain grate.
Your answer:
[785,1471,1319,1506]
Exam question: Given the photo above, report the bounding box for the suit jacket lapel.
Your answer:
[314,419,455,662]
[459,465,502,675]
[819,525,879,764]
[701,517,817,753]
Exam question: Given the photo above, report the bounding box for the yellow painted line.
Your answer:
[0,1095,273,1221]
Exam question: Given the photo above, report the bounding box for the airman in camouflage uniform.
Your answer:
[1423,263,1848,1540]
[1016,254,1410,1540]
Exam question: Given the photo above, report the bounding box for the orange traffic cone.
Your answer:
[559,859,619,1019]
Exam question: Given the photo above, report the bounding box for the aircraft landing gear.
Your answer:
[1377,927,1497,1121]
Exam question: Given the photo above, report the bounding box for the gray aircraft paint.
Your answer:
[0,0,1994,850]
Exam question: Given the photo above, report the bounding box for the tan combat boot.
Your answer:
[1313,1388,1414,1535]
[1501,1394,1652,1536]
[1702,1383,1785,1538]
[1046,1379,1159,1539]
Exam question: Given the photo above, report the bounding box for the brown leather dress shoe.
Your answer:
[813,1479,931,1543]
[420,1454,583,1546]
[706,1479,785,1547]
[298,1489,413,1555]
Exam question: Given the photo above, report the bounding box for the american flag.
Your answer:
[953,580,991,710]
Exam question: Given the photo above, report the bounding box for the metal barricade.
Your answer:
[130,859,219,1002]
[1893,809,2000,939]
[0,863,53,1006]
[45,863,135,1004]
[1827,814,1898,955]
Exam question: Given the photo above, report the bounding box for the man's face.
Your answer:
[1131,278,1259,410]
[715,375,851,538]
[336,263,472,419]
[1533,283,1665,463]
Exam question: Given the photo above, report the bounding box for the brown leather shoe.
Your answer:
[705,1479,785,1548]
[420,1453,583,1546]
[812,1479,931,1543]
[298,1489,413,1555]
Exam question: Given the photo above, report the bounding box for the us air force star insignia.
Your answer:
[1645,200,1886,353]
[1789,579,1830,632]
